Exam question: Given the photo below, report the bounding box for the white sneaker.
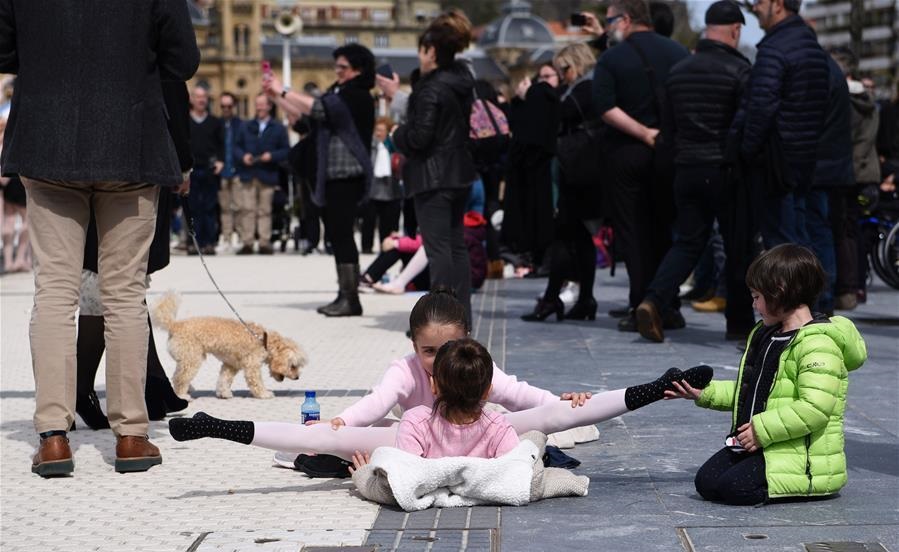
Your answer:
[272,451,298,469]
[559,282,580,307]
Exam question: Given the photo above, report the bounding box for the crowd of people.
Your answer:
[0,0,888,512]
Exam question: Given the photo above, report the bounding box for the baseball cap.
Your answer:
[705,0,746,25]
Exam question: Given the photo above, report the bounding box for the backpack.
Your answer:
[468,98,510,168]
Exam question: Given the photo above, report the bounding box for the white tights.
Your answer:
[251,389,629,460]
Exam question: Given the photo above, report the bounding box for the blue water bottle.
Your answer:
[301,391,321,423]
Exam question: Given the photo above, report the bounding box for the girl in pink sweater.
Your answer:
[391,337,520,459]
[170,291,715,461]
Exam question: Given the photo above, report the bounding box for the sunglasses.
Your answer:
[557,65,571,73]
[220,104,234,109]
[606,14,624,26]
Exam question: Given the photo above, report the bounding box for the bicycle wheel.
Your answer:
[875,222,899,290]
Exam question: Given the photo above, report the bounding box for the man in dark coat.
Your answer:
[233,93,290,255]
[591,0,689,331]
[636,0,756,343]
[0,0,199,476]
[735,0,829,247]
[187,85,224,255]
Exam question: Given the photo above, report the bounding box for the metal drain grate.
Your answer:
[365,528,498,551]
[364,506,501,551]
[805,543,889,552]
[302,547,378,552]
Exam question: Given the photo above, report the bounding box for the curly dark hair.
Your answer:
[333,43,375,88]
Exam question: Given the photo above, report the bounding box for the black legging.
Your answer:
[543,217,596,303]
[360,199,402,253]
[414,186,472,324]
[695,447,768,506]
[322,177,365,264]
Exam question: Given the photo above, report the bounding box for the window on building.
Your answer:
[374,33,390,48]
[339,9,362,21]
[233,24,250,56]
[300,8,316,22]
[372,9,391,22]
[344,34,359,44]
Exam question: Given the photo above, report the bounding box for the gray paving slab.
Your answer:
[3,250,898,552]
[498,270,899,552]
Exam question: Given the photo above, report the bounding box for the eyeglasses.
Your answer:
[605,14,624,26]
[220,104,234,109]
[557,65,571,74]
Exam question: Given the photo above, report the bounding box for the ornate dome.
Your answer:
[478,0,555,49]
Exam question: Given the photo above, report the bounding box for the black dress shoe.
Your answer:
[565,298,597,321]
[680,287,713,302]
[618,311,638,332]
[236,245,254,255]
[662,309,686,330]
[521,297,564,322]
[294,453,351,478]
[608,305,631,318]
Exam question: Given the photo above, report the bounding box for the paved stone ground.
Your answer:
[1,251,897,551]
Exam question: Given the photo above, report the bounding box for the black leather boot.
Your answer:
[565,297,597,321]
[320,264,362,317]
[521,296,564,322]
[75,390,110,430]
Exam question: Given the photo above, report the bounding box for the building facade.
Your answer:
[189,0,440,118]
[804,0,898,94]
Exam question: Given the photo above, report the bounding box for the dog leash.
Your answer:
[180,198,269,350]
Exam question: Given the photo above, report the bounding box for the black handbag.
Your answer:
[556,92,601,188]
[468,93,510,168]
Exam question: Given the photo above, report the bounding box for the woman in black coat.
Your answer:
[267,44,375,317]
[503,63,561,272]
[391,10,478,324]
[523,43,603,322]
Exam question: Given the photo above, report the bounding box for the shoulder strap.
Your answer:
[626,36,664,119]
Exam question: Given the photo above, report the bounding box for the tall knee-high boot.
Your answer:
[76,315,111,430]
[320,264,362,317]
[145,315,188,419]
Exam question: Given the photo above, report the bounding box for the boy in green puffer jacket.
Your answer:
[666,244,866,505]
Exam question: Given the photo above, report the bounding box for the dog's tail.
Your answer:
[150,291,181,332]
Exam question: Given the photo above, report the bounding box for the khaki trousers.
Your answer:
[23,177,159,436]
[218,175,240,240]
[236,178,274,247]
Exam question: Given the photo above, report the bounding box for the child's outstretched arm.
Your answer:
[334,360,416,427]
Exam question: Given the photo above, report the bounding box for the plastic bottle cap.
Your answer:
[305,391,316,398]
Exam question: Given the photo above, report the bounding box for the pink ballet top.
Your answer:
[337,353,558,427]
[395,405,520,459]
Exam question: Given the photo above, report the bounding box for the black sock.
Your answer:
[168,412,254,444]
[624,365,714,410]
[39,430,67,440]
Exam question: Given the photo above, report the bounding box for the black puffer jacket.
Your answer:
[665,39,750,166]
[812,56,853,189]
[738,15,829,190]
[393,61,477,197]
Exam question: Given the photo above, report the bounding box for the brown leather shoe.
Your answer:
[31,435,74,477]
[115,435,162,473]
[636,300,664,343]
